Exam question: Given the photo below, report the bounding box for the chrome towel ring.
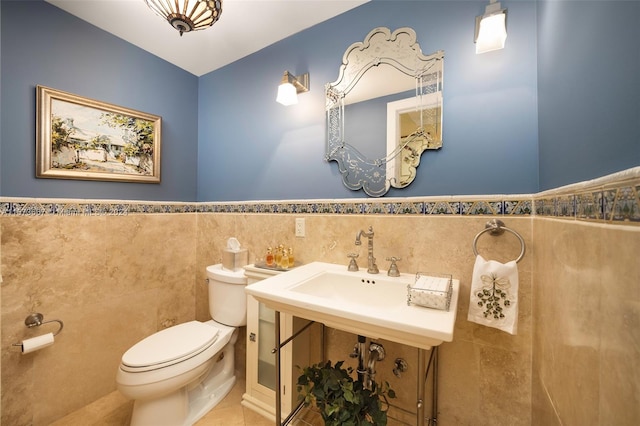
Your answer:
[472,219,526,263]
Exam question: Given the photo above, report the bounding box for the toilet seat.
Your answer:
[121,321,219,373]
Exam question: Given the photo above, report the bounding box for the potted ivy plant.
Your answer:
[297,360,396,426]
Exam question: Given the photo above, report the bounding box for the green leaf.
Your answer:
[343,388,355,403]
[296,359,394,426]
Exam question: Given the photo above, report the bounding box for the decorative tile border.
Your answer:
[0,200,198,216]
[0,197,534,217]
[533,167,640,224]
[2,168,639,226]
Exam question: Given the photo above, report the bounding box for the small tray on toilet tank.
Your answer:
[254,261,301,272]
[407,272,452,311]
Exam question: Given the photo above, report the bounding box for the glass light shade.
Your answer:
[144,0,222,36]
[476,13,507,54]
[276,83,298,106]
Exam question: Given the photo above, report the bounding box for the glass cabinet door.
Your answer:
[257,302,276,390]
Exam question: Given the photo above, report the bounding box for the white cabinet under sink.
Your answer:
[242,264,319,421]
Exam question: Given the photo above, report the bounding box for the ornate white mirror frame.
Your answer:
[325,27,444,197]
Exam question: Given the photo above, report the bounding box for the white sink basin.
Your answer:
[245,261,459,350]
[291,271,406,308]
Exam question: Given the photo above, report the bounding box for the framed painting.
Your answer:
[36,85,161,183]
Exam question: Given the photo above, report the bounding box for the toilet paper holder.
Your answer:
[12,313,64,346]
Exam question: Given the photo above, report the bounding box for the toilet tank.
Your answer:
[206,264,248,327]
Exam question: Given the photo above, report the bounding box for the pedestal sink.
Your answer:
[245,261,459,350]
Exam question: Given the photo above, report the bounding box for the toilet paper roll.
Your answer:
[21,333,54,354]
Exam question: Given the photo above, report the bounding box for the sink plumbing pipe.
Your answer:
[350,336,386,390]
[350,335,368,384]
[366,342,386,390]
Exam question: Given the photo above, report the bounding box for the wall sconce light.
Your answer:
[474,0,507,54]
[276,71,309,106]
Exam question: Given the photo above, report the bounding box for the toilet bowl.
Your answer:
[116,265,247,426]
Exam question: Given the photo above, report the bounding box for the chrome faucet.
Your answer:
[355,226,379,274]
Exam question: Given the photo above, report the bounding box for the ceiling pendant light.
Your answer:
[144,0,223,36]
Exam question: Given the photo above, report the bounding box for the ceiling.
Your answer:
[46,0,369,77]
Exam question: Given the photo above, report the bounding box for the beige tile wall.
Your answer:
[0,221,2,423]
[195,214,534,426]
[1,213,197,425]
[1,197,638,425]
[1,210,532,425]
[532,219,640,425]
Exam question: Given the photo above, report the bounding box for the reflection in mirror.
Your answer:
[325,27,444,197]
[386,90,442,188]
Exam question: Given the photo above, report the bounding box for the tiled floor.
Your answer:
[194,378,273,426]
[195,378,323,426]
[52,375,321,426]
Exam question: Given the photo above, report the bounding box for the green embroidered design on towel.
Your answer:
[476,273,511,319]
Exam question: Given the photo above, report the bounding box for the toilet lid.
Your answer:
[122,321,219,369]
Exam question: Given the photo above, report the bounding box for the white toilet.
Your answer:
[116,264,248,426]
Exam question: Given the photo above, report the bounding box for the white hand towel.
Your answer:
[467,255,518,335]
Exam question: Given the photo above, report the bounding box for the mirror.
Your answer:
[325,27,444,197]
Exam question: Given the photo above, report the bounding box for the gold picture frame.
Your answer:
[36,85,161,183]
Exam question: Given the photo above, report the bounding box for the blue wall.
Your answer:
[1,1,638,202]
[197,0,540,201]
[0,0,199,201]
[537,0,640,190]
[0,0,3,197]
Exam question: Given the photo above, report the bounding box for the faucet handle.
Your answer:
[347,253,360,272]
[386,257,401,277]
